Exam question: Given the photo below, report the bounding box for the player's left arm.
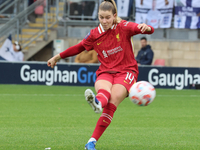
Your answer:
[122,21,154,35]
[137,23,153,33]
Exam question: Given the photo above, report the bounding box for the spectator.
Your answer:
[74,50,98,63]
[27,0,36,23]
[0,36,24,61]
[135,37,154,65]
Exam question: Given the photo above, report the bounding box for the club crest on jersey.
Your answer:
[116,33,120,42]
[85,32,90,39]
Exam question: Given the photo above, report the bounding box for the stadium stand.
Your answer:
[0,0,62,60]
[0,0,200,67]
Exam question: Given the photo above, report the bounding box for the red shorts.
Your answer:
[96,71,138,92]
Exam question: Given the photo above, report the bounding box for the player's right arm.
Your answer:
[47,42,85,68]
[47,53,61,68]
[47,29,94,68]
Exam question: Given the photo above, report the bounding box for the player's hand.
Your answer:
[137,23,151,33]
[47,54,61,68]
[47,57,57,68]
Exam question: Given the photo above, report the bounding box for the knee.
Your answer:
[109,94,122,107]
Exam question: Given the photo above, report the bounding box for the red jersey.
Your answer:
[81,20,154,77]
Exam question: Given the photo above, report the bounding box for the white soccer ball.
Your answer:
[129,81,156,106]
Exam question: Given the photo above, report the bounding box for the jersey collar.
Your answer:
[98,23,117,34]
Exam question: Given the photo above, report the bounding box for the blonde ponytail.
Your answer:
[100,0,122,24]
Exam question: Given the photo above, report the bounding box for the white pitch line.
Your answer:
[156,95,200,97]
[0,94,83,96]
[0,94,199,97]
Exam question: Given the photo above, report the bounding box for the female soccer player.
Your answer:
[47,0,154,149]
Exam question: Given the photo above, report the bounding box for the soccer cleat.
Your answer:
[85,141,96,150]
[85,89,102,114]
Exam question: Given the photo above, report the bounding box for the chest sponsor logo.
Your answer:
[102,50,108,58]
[102,46,123,58]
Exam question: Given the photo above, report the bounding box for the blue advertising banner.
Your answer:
[138,66,200,90]
[0,61,97,86]
[0,61,200,90]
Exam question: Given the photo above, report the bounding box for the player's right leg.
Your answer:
[85,73,113,113]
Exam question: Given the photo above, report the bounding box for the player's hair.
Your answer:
[99,0,122,24]
[140,37,147,41]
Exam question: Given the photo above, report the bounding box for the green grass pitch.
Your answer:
[0,84,199,150]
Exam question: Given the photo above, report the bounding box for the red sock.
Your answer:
[91,103,117,141]
[96,89,111,108]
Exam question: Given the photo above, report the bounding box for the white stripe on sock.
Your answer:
[88,137,97,143]
[101,113,112,121]
[97,93,109,102]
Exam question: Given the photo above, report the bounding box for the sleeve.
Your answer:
[121,21,154,37]
[81,29,94,51]
[60,42,85,59]
[60,29,96,59]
